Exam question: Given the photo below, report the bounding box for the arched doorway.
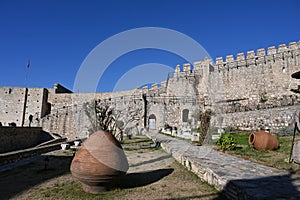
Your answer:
[182,109,189,122]
[148,114,156,130]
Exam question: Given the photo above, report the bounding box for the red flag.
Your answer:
[27,59,30,68]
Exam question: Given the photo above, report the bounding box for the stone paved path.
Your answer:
[146,131,300,200]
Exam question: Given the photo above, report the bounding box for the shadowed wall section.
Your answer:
[0,127,53,153]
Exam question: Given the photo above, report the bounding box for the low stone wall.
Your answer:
[160,129,200,142]
[0,143,62,166]
[0,139,79,166]
[0,127,53,153]
[215,105,298,130]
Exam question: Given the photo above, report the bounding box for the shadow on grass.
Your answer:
[0,155,73,199]
[104,167,227,199]
[115,168,174,188]
[122,139,152,145]
[0,155,174,199]
[161,193,226,200]
[220,171,300,199]
[129,154,172,168]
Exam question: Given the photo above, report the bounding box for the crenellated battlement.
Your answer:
[139,80,168,95]
[215,41,300,71]
[174,63,193,73]
[173,59,212,75]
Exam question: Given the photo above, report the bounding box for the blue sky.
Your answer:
[0,0,299,92]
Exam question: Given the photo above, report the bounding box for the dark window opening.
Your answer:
[182,109,189,122]
[8,88,13,94]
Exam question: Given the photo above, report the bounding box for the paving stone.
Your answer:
[147,131,300,199]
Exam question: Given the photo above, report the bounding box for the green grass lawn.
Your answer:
[216,131,300,171]
[121,135,153,146]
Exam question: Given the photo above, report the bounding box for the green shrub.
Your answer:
[217,133,237,151]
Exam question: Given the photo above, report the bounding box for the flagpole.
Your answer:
[25,59,30,87]
[22,59,30,127]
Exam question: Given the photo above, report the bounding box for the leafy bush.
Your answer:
[217,133,237,151]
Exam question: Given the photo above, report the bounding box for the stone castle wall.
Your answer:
[1,40,300,139]
[210,41,300,129]
[0,87,27,126]
[0,87,48,127]
[217,105,297,130]
[24,88,49,126]
[211,42,300,108]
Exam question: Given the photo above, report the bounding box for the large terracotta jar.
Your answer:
[70,130,129,193]
[248,131,279,150]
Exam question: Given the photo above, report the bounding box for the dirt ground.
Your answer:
[0,147,225,200]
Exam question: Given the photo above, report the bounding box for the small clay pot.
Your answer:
[249,131,279,150]
[70,130,129,193]
[74,140,81,147]
[61,143,70,150]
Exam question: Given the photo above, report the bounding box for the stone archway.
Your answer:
[182,109,189,122]
[148,114,156,130]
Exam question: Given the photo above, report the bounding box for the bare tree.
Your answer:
[199,109,212,145]
[83,97,144,142]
